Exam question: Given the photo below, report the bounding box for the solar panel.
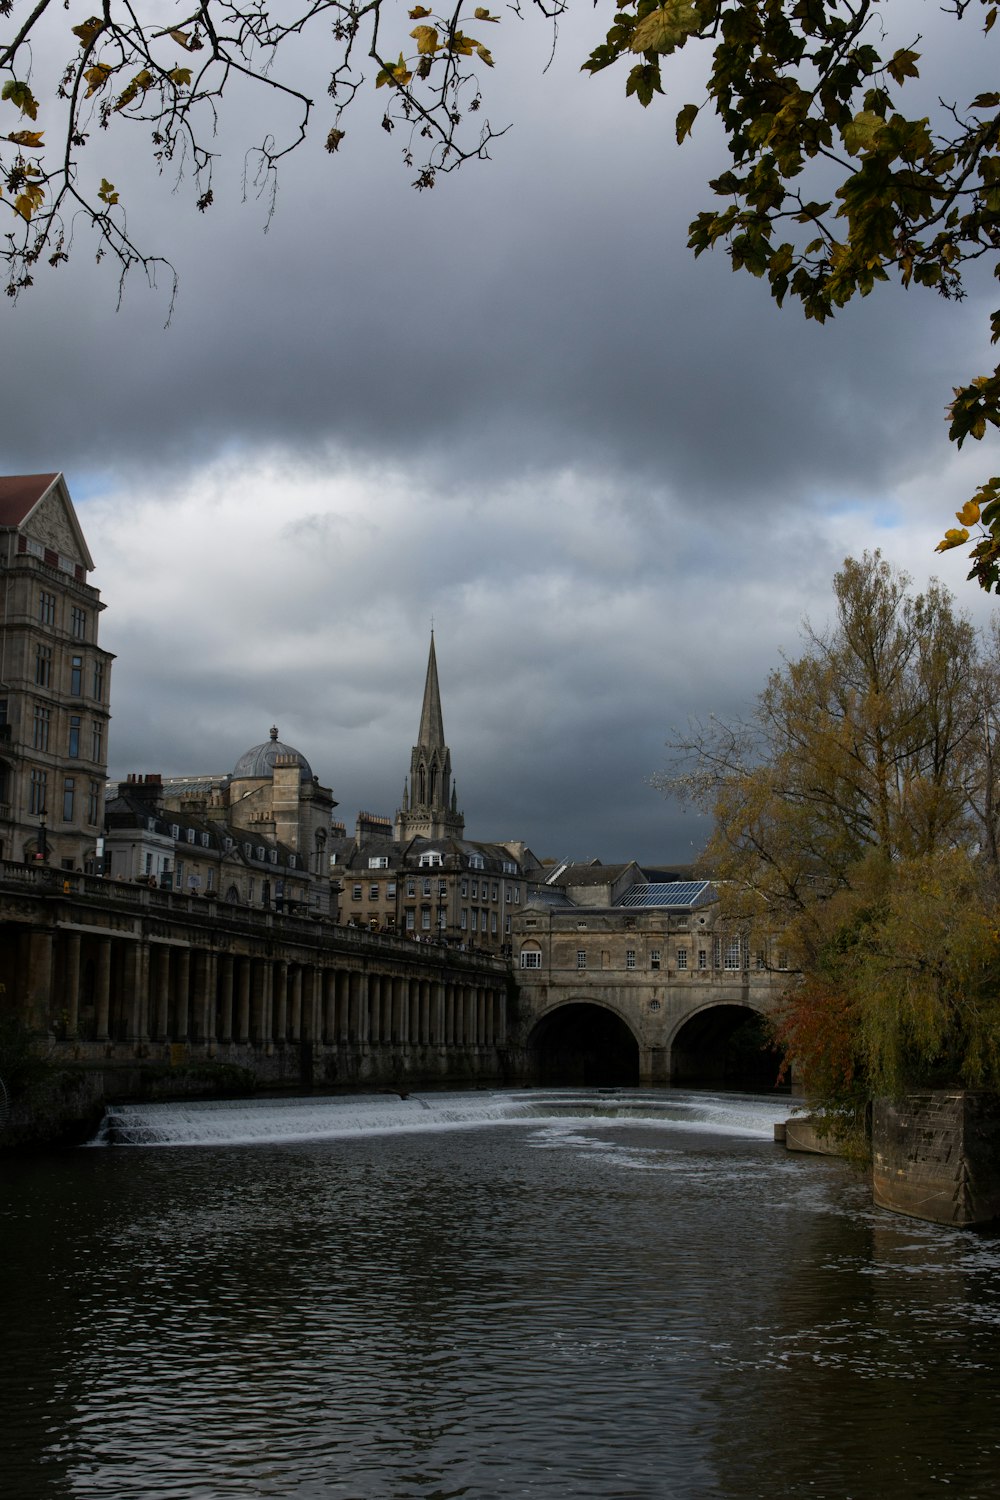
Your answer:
[616,881,713,908]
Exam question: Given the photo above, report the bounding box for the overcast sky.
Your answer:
[4,3,997,863]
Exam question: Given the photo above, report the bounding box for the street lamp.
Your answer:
[36,807,48,863]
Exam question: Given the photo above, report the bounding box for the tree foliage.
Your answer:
[657,552,1000,1112]
[2,1,999,579]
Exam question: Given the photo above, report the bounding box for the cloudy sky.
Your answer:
[4,2,997,862]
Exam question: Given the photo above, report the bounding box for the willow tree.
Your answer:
[657,552,1000,1110]
[2,2,999,578]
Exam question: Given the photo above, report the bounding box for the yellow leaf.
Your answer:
[14,181,45,221]
[409,6,432,16]
[630,0,699,55]
[98,178,119,206]
[84,64,114,97]
[2,81,39,120]
[170,68,193,88]
[7,130,44,148]
[410,25,440,54]
[476,44,494,67]
[71,17,105,49]
[935,528,970,552]
[170,30,192,49]
[474,7,500,18]
[956,500,981,526]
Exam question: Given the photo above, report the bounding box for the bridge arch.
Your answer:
[667,1000,785,1091]
[526,999,640,1086]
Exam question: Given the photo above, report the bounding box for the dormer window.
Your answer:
[270,850,277,864]
[171,824,180,839]
[201,831,210,847]
[369,855,390,869]
[418,851,443,868]
[468,853,484,870]
[256,845,265,861]
[186,828,195,843]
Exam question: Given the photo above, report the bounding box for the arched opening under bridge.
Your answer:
[529,1003,640,1086]
[671,1004,786,1091]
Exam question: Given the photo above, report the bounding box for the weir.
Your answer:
[90,1088,791,1148]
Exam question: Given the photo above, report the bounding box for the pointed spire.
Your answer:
[417,631,446,751]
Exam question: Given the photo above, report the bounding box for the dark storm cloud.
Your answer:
[3,4,996,861]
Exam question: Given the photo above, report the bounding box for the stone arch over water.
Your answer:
[668,1002,785,1091]
[527,1001,640,1086]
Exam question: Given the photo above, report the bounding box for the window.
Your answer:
[514,887,520,904]
[491,912,498,934]
[502,859,517,874]
[650,949,661,970]
[422,877,431,897]
[202,832,210,848]
[491,883,498,901]
[698,949,707,970]
[186,828,195,843]
[626,949,636,969]
[91,720,103,764]
[469,854,484,870]
[71,606,87,640]
[68,715,80,758]
[577,950,587,969]
[369,883,379,900]
[368,856,389,869]
[418,851,443,867]
[70,655,82,696]
[505,915,511,934]
[145,853,153,875]
[92,660,105,701]
[421,908,431,930]
[756,950,767,970]
[87,781,99,825]
[505,885,511,904]
[520,949,542,969]
[38,590,55,625]
[387,881,396,897]
[35,645,52,687]
[471,880,478,898]
[724,938,742,970]
[461,909,468,930]
[405,909,415,931]
[352,884,362,901]
[29,767,47,815]
[62,777,75,822]
[778,952,789,971]
[207,867,215,892]
[406,878,416,897]
[461,880,468,897]
[247,877,254,902]
[676,948,688,970]
[439,880,447,898]
[32,704,50,751]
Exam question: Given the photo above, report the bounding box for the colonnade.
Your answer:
[16,926,506,1054]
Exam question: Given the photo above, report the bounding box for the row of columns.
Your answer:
[25,929,505,1051]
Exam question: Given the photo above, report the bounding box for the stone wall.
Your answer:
[872,1091,1000,1227]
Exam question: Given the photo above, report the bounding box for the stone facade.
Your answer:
[0,474,113,870]
[872,1092,1000,1227]
[510,866,789,1085]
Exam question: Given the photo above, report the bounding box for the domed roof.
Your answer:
[232,726,313,781]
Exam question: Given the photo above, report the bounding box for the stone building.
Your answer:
[0,474,113,869]
[104,724,339,914]
[332,634,538,947]
[511,862,789,1086]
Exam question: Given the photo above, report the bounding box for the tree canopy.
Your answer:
[2,1,999,582]
[658,552,1000,1119]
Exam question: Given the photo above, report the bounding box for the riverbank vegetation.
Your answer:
[658,551,1000,1143]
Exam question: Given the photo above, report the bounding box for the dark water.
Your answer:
[2,1090,999,1499]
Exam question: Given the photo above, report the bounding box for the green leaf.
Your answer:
[630,0,699,56]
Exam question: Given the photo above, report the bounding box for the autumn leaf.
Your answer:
[84,64,114,97]
[14,180,44,220]
[956,500,982,526]
[326,127,346,152]
[630,1,699,57]
[408,6,432,16]
[474,7,500,19]
[410,26,440,55]
[375,56,413,89]
[6,130,44,148]
[97,178,119,206]
[2,81,39,121]
[72,17,105,49]
[115,70,154,112]
[935,528,970,552]
[169,68,193,88]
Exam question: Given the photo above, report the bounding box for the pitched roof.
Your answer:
[0,473,60,527]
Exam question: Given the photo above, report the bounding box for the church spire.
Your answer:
[417,630,447,751]
[394,631,465,842]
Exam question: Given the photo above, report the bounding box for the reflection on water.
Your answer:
[2,1089,999,1499]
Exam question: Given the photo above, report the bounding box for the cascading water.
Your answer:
[89,1088,791,1147]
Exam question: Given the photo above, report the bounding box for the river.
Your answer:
[2,1088,999,1498]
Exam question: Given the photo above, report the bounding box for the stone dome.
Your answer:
[231,726,313,781]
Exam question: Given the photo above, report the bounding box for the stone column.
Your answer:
[274,960,288,1045]
[323,969,336,1044]
[95,937,111,1043]
[262,960,274,1055]
[237,958,251,1043]
[63,931,81,1039]
[369,974,380,1045]
[201,951,218,1052]
[174,947,191,1041]
[434,982,445,1046]
[219,954,234,1045]
[445,984,455,1047]
[154,946,170,1042]
[290,966,302,1042]
[22,928,54,1033]
[130,940,150,1045]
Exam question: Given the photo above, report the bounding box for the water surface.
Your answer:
[2,1089,998,1498]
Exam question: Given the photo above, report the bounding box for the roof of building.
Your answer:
[232,726,313,781]
[0,472,60,527]
[616,880,715,909]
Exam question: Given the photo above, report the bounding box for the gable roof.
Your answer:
[0,472,95,570]
[0,473,61,527]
